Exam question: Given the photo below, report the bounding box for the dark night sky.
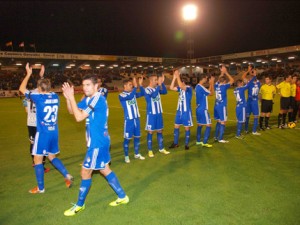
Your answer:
[1,0,299,58]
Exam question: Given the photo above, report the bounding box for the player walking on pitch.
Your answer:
[62,75,129,216]
[19,63,73,194]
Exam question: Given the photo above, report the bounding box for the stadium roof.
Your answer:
[0,45,299,74]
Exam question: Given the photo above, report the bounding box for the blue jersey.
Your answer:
[98,87,108,98]
[247,80,261,101]
[144,83,167,115]
[214,82,231,105]
[234,85,248,107]
[79,92,109,148]
[119,87,143,120]
[25,91,59,133]
[78,97,91,144]
[195,84,210,110]
[176,86,192,113]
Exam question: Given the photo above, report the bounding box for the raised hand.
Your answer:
[25,63,32,76]
[39,65,45,78]
[209,75,215,84]
[221,65,227,74]
[138,76,143,86]
[62,82,74,100]
[132,77,137,87]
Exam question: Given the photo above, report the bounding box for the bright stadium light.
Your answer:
[288,56,295,60]
[182,4,197,21]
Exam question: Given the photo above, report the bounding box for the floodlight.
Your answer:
[182,4,197,21]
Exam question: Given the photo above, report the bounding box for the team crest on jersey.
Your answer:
[127,99,136,105]
[152,96,160,102]
[43,149,47,154]
[100,161,104,168]
[86,157,91,163]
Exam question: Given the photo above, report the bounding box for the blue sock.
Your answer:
[253,118,258,132]
[105,172,126,198]
[215,122,220,139]
[174,128,179,144]
[203,126,211,144]
[185,130,190,146]
[133,138,140,155]
[51,158,68,177]
[219,124,225,140]
[76,179,91,207]
[237,122,243,136]
[123,138,130,156]
[34,164,44,190]
[147,133,152,150]
[157,132,164,150]
[245,117,250,131]
[197,126,202,142]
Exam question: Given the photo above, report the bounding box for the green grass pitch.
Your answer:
[0,89,299,225]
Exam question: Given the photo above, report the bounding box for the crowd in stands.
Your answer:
[0,65,299,93]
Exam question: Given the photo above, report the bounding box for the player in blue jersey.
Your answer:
[242,65,261,135]
[97,77,108,98]
[195,74,215,147]
[234,75,256,139]
[214,65,234,143]
[144,74,170,157]
[22,66,50,172]
[19,63,73,194]
[119,77,145,163]
[62,75,129,216]
[76,77,108,146]
[169,70,193,150]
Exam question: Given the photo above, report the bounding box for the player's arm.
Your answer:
[170,71,178,91]
[222,66,234,85]
[242,65,251,82]
[19,63,32,94]
[65,99,74,114]
[136,77,144,98]
[62,82,89,122]
[158,74,167,94]
[208,76,215,96]
[176,70,187,91]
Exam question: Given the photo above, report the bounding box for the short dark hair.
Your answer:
[199,74,208,81]
[123,79,132,85]
[265,75,272,80]
[236,79,243,86]
[83,74,97,84]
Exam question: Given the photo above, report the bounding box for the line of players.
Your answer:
[19,63,299,216]
[118,65,299,163]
